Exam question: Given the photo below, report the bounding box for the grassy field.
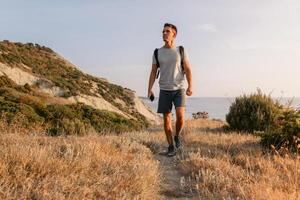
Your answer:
[180,119,299,200]
[0,119,299,200]
[0,128,160,199]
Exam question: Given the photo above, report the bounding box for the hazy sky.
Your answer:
[1,0,299,97]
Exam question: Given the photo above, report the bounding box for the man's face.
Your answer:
[162,26,176,42]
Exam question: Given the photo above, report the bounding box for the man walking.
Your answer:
[148,23,193,157]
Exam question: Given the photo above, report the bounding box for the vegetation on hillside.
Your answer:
[0,40,133,101]
[0,40,150,133]
[0,40,146,124]
[0,75,146,134]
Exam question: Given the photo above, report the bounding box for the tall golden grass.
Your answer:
[0,128,160,199]
[179,119,299,200]
[0,118,299,200]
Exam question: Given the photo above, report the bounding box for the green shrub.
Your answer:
[261,108,300,152]
[0,76,15,87]
[0,97,20,114]
[75,103,145,133]
[43,103,145,135]
[0,89,146,135]
[226,89,282,133]
[46,118,91,136]
[0,98,43,127]
[19,104,44,125]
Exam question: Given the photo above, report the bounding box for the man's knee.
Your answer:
[164,112,172,120]
[163,113,172,128]
[176,116,184,125]
[176,107,185,122]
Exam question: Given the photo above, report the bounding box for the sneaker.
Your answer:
[174,135,181,149]
[167,145,176,157]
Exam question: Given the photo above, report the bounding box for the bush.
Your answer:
[0,76,15,87]
[46,118,91,136]
[226,89,282,133]
[261,108,300,152]
[0,89,146,135]
[0,98,43,127]
[43,103,145,135]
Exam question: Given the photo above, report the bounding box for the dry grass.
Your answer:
[0,131,160,199]
[179,119,299,200]
[0,118,299,200]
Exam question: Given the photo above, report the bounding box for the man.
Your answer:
[148,23,193,157]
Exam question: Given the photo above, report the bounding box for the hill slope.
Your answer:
[0,40,160,134]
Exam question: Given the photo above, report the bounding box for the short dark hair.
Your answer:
[164,23,177,34]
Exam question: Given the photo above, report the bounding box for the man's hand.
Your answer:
[148,90,154,98]
[186,87,193,96]
[148,64,157,100]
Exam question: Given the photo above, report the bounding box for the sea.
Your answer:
[140,97,300,121]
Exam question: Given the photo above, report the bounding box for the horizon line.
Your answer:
[139,96,300,99]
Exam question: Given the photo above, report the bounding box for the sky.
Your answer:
[1,0,299,97]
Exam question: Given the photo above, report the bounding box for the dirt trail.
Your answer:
[146,124,200,199]
[154,146,199,200]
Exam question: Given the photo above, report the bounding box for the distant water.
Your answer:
[140,97,300,121]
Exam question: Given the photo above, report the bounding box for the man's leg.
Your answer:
[174,107,185,149]
[163,112,176,156]
[175,107,185,137]
[163,112,173,145]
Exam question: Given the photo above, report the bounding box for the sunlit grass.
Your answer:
[0,118,298,199]
[179,119,299,200]
[0,131,160,199]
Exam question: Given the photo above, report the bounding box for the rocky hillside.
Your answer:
[0,40,160,134]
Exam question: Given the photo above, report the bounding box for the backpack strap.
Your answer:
[154,48,160,79]
[179,46,185,73]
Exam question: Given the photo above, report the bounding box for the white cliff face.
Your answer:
[0,62,39,85]
[133,95,162,125]
[67,94,130,119]
[0,61,161,124]
[0,62,65,97]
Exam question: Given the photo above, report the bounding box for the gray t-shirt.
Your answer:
[152,46,189,91]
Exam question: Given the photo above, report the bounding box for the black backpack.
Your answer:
[154,46,185,79]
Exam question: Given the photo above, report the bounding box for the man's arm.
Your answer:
[148,64,158,97]
[183,59,193,96]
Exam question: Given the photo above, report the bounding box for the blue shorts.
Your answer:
[157,89,186,114]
